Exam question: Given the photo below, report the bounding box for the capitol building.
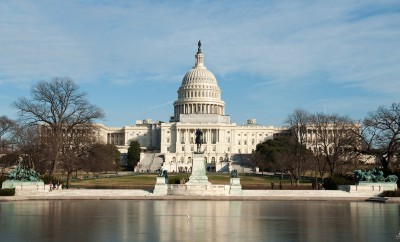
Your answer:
[97,42,286,172]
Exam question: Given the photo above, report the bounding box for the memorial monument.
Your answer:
[1,160,48,195]
[186,128,211,185]
[229,169,243,195]
[153,170,169,195]
[338,168,398,194]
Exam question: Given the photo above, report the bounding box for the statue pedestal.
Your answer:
[186,153,210,185]
[153,177,168,195]
[2,180,48,195]
[339,182,397,195]
[229,178,243,195]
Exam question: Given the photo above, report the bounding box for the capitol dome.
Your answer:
[173,41,225,121]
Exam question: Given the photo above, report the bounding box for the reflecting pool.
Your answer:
[0,200,399,242]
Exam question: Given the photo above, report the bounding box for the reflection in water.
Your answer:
[0,200,399,242]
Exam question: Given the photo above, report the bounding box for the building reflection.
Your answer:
[1,200,399,242]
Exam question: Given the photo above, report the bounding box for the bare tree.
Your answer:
[248,151,268,173]
[286,108,311,185]
[308,113,360,177]
[0,116,16,153]
[60,124,99,188]
[360,102,400,172]
[87,143,120,174]
[13,78,104,174]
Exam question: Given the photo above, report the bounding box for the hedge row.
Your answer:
[379,190,400,197]
[0,188,15,196]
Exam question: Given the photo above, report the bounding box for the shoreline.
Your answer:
[1,188,399,202]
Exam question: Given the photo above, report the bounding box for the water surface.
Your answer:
[0,200,399,242]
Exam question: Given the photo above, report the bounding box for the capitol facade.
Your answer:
[97,42,286,172]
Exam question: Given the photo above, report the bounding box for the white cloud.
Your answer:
[1,0,400,125]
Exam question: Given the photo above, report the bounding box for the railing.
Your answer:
[148,153,156,170]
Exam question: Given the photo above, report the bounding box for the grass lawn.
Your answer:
[70,172,315,190]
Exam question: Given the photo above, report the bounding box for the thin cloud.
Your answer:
[1,1,399,126]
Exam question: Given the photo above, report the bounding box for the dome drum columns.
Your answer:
[174,103,225,117]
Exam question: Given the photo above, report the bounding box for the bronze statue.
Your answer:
[230,169,238,178]
[195,128,203,153]
[197,40,201,53]
[158,169,168,178]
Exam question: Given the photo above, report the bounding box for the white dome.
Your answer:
[181,68,218,86]
[172,41,225,121]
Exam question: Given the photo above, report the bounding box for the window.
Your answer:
[191,146,194,151]
[182,146,185,151]
[167,147,170,152]
[166,137,170,143]
[244,140,247,145]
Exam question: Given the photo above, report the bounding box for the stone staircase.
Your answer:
[230,154,253,173]
[136,153,154,172]
[150,153,164,172]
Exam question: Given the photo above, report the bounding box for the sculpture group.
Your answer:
[354,168,398,183]
[8,161,41,182]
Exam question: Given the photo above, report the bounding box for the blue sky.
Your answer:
[1,0,399,127]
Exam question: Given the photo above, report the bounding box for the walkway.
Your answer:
[2,189,398,202]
